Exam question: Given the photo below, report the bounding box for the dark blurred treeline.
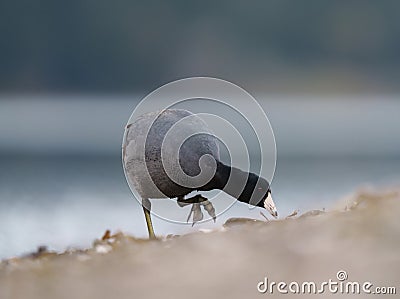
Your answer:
[1,0,399,93]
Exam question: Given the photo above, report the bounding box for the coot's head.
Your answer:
[256,187,277,218]
[252,176,278,218]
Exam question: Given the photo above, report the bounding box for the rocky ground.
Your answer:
[1,189,399,299]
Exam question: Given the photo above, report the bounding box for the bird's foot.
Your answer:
[177,195,216,226]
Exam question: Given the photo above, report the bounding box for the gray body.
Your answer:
[123,109,220,199]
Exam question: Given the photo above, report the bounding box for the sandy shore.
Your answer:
[1,189,399,299]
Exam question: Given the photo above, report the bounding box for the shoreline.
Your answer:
[1,188,399,298]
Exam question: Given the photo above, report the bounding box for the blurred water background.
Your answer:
[1,1,400,259]
[0,96,399,259]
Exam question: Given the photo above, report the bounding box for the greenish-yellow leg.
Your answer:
[142,198,156,239]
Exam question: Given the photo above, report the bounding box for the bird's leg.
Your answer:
[142,198,156,239]
[201,199,217,223]
[177,195,216,225]
[177,196,201,224]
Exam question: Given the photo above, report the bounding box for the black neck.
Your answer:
[199,161,259,204]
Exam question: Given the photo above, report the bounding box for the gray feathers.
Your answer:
[123,109,219,199]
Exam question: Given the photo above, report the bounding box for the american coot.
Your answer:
[123,109,277,239]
